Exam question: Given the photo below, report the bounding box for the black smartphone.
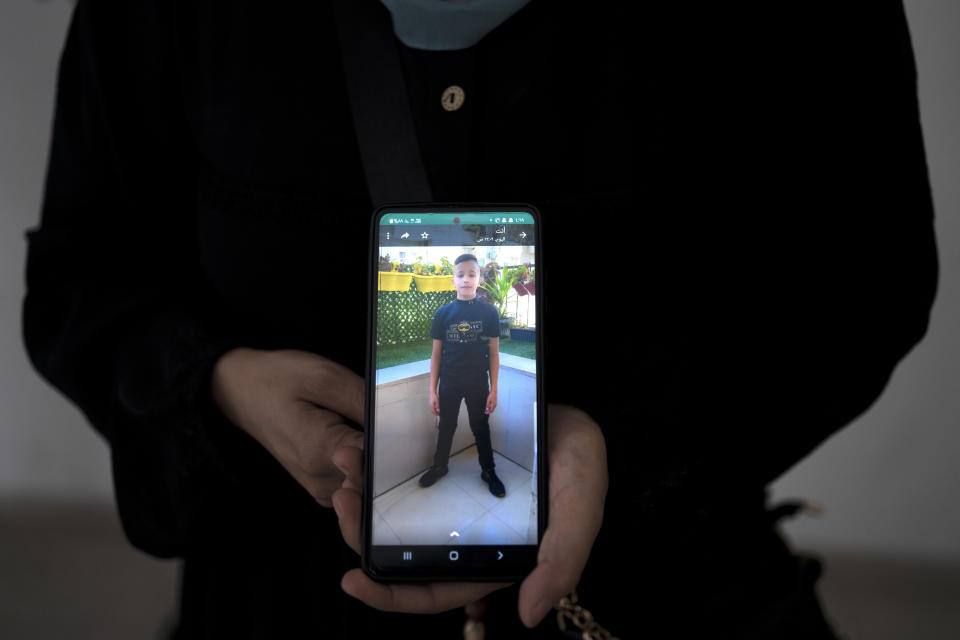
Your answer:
[362,203,546,582]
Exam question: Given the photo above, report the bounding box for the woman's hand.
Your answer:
[331,403,608,628]
[429,391,440,416]
[210,347,365,507]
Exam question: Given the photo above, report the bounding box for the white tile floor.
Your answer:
[373,445,536,546]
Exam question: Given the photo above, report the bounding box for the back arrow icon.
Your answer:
[497,551,503,560]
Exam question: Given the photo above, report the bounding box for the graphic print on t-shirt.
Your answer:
[447,320,486,343]
[431,299,500,379]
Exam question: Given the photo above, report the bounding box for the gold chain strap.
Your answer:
[555,591,620,640]
[462,619,485,640]
[461,591,618,640]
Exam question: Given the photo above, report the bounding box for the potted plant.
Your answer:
[414,273,455,292]
[508,264,530,296]
[511,264,536,340]
[523,265,536,296]
[509,313,535,342]
[509,324,536,343]
[413,256,456,292]
[378,259,414,291]
[479,266,517,338]
[439,256,454,276]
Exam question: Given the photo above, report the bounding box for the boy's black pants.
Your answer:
[433,375,495,470]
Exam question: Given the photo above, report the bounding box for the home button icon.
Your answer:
[449,550,459,561]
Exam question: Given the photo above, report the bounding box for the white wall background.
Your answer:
[1,1,113,504]
[2,1,958,562]
[770,1,960,563]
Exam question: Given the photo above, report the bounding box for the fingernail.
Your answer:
[332,454,349,476]
[527,599,552,628]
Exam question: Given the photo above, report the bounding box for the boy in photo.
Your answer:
[419,254,505,497]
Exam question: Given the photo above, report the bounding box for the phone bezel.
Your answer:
[362,202,547,582]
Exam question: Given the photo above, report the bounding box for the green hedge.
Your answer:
[377,288,458,346]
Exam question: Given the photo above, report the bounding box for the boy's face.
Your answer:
[453,260,481,299]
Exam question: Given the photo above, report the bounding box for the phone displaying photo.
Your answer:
[362,203,545,581]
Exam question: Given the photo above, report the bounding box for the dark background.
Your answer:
[1,1,958,637]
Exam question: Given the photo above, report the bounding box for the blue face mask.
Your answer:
[378,0,532,51]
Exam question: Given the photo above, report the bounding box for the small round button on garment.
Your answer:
[441,85,465,111]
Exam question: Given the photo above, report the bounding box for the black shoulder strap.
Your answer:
[332,0,434,206]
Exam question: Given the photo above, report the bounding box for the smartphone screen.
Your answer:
[363,204,544,581]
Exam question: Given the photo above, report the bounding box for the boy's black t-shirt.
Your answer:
[430,298,500,383]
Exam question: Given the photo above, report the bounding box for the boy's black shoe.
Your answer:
[419,465,448,487]
[481,468,506,498]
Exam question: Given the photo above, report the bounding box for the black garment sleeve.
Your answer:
[549,1,940,536]
[22,0,241,557]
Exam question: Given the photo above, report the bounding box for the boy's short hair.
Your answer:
[454,253,479,267]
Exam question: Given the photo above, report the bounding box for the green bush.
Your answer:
[377,289,458,346]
